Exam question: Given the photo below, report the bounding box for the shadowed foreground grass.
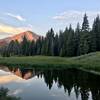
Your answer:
[0,52,100,71]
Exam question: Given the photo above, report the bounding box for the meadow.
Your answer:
[0,52,100,72]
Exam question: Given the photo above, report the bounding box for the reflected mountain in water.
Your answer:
[0,66,100,100]
[0,66,41,80]
[10,68,35,80]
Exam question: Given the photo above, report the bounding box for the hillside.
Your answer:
[0,52,100,72]
[0,31,40,46]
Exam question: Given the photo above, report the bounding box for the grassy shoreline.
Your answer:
[0,52,100,72]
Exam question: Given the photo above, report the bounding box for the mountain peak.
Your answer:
[0,31,40,46]
[15,31,39,42]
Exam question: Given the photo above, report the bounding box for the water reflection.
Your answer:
[9,67,36,80]
[0,66,100,100]
[37,68,100,100]
[0,66,41,80]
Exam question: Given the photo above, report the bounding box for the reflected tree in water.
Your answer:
[37,68,100,100]
[0,87,20,100]
[5,66,100,100]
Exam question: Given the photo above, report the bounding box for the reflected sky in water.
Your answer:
[0,66,99,100]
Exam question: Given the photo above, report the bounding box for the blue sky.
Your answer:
[0,0,100,38]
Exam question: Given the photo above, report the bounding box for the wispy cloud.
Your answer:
[5,13,26,21]
[52,10,100,28]
[28,24,33,28]
[0,23,32,38]
[9,89,23,95]
[0,24,26,34]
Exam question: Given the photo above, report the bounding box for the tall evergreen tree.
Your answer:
[54,34,59,56]
[89,30,96,52]
[82,13,89,32]
[59,30,65,57]
[7,40,15,56]
[14,40,21,56]
[29,40,35,56]
[21,36,30,56]
[45,28,55,56]
[92,15,100,51]
[41,37,46,55]
[35,37,42,55]
[79,14,91,55]
[66,25,75,56]
[75,23,81,56]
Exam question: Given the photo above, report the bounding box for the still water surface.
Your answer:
[0,66,100,100]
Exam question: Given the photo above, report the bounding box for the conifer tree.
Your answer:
[82,13,89,32]
[54,34,59,56]
[74,23,81,56]
[66,25,75,56]
[45,28,55,56]
[21,36,30,56]
[92,16,100,51]
[79,14,90,55]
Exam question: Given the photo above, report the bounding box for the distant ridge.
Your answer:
[0,31,40,46]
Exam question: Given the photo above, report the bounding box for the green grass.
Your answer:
[0,52,100,71]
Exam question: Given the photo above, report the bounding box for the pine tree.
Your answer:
[92,15,100,51]
[82,13,89,32]
[54,34,59,56]
[14,40,21,56]
[41,37,46,55]
[21,36,30,56]
[89,30,96,52]
[45,28,55,56]
[7,40,16,56]
[66,25,75,56]
[59,30,65,57]
[59,47,65,57]
[79,14,90,55]
[29,40,35,56]
[74,23,81,56]
[1,46,10,57]
[59,27,69,57]
[35,37,42,55]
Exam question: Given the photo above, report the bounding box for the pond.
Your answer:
[0,66,100,100]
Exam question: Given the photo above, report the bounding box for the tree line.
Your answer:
[1,13,100,57]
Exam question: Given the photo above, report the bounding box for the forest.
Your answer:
[1,14,100,57]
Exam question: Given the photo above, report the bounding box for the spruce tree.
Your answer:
[45,28,55,56]
[79,14,90,55]
[59,30,65,56]
[74,23,81,56]
[66,25,75,56]
[92,16,100,51]
[35,37,42,55]
[29,40,35,56]
[54,34,59,56]
[89,30,96,52]
[21,35,30,56]
[41,37,46,55]
[82,13,89,32]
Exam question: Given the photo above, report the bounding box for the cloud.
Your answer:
[0,24,27,34]
[9,89,23,95]
[28,24,33,28]
[5,13,26,21]
[0,23,32,39]
[52,10,100,28]
[0,74,23,84]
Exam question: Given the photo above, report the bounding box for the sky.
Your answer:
[0,0,100,39]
